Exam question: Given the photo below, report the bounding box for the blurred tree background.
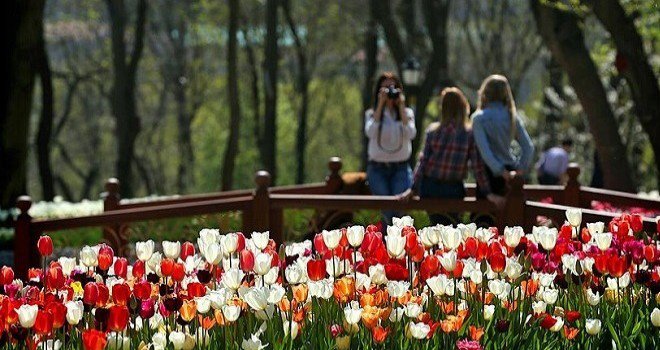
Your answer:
[2,0,659,209]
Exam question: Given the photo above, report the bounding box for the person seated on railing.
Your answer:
[535,139,573,185]
[472,75,535,196]
[398,87,505,225]
[365,72,416,226]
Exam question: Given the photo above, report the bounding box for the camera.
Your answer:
[386,85,400,100]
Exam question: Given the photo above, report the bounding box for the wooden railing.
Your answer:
[12,158,659,279]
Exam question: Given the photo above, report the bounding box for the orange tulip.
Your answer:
[199,315,216,330]
[521,279,539,296]
[82,329,107,350]
[372,325,390,343]
[179,300,197,322]
[360,293,376,307]
[293,284,308,304]
[469,326,484,341]
[361,306,382,329]
[564,326,579,340]
[333,277,355,304]
[214,309,227,326]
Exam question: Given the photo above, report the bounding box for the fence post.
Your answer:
[502,174,525,229]
[14,196,37,280]
[564,163,581,207]
[325,157,344,194]
[101,178,128,256]
[253,171,277,240]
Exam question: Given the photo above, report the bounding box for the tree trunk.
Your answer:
[36,34,55,201]
[531,0,635,191]
[242,28,263,166]
[263,0,279,183]
[282,0,308,185]
[1,0,44,209]
[588,0,660,188]
[106,0,148,198]
[222,0,242,191]
[361,0,378,171]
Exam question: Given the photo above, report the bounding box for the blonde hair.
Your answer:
[477,75,517,140]
[438,87,470,129]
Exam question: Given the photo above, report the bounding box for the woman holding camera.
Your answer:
[365,72,416,226]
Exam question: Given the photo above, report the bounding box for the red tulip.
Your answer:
[384,261,409,281]
[409,243,425,263]
[132,260,145,280]
[96,283,110,307]
[160,258,174,277]
[46,266,65,290]
[489,253,506,274]
[313,234,329,256]
[112,283,131,306]
[82,329,108,350]
[180,241,195,261]
[114,258,128,278]
[630,214,643,233]
[240,250,255,272]
[140,299,155,319]
[45,301,67,329]
[644,245,658,263]
[539,314,557,329]
[580,228,591,244]
[37,236,53,257]
[83,282,99,306]
[0,266,14,285]
[34,309,53,335]
[133,281,152,300]
[171,263,185,282]
[565,310,581,323]
[419,255,439,281]
[108,305,130,332]
[405,232,418,254]
[608,255,629,278]
[97,244,114,271]
[187,282,206,298]
[307,259,327,281]
[236,232,246,251]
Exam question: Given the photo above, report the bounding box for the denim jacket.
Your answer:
[471,102,535,175]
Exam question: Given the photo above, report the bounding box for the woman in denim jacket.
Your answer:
[364,72,416,225]
[472,75,535,196]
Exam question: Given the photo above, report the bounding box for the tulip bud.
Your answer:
[585,319,601,335]
[38,235,53,257]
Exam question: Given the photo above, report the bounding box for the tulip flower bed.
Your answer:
[2,211,660,350]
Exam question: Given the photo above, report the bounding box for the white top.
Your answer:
[364,107,416,162]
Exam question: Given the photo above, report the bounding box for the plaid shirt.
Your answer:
[412,122,492,194]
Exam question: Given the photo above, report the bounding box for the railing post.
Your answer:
[325,157,344,194]
[564,163,581,207]
[502,174,525,229]
[253,171,278,241]
[14,196,37,280]
[101,178,128,256]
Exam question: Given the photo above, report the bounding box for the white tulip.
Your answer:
[484,304,495,321]
[392,216,414,228]
[267,285,286,304]
[561,254,579,275]
[542,289,559,304]
[198,229,220,246]
[419,227,440,248]
[58,257,77,276]
[39,340,62,350]
[283,321,300,339]
[285,264,306,284]
[407,321,430,339]
[549,317,564,332]
[475,227,495,243]
[651,308,660,327]
[343,301,363,325]
[439,250,457,272]
[387,281,410,298]
[586,289,601,306]
[405,302,422,318]
[594,232,612,251]
[251,232,270,250]
[386,232,406,258]
[389,306,405,322]
[346,225,365,247]
[201,243,222,265]
[16,304,38,328]
[505,258,523,280]
[136,240,155,262]
[532,301,547,315]
[587,222,605,235]
[106,333,130,350]
[322,229,342,250]
[222,233,239,255]
[242,334,268,350]
[457,223,477,240]
[253,253,272,276]
[162,241,181,259]
[222,304,242,322]
[80,246,98,267]
[169,331,186,350]
[585,319,601,335]
[65,300,84,325]
[152,332,167,348]
[221,268,245,290]
[245,286,270,311]
[538,227,558,251]
[263,267,279,285]
[426,275,448,296]
[566,208,582,227]
[369,264,388,285]
[441,227,462,250]
[504,226,524,248]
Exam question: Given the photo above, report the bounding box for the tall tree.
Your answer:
[531,0,635,191]
[105,0,148,197]
[375,0,452,158]
[263,0,279,183]
[281,0,309,184]
[361,0,379,170]
[586,0,660,188]
[222,0,242,190]
[2,0,45,209]
[36,3,55,201]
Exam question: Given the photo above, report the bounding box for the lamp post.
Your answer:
[401,56,422,110]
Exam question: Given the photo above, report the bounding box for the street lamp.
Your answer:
[401,56,422,109]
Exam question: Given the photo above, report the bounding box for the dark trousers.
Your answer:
[419,177,466,226]
[538,173,560,185]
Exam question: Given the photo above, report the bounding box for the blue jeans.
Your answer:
[419,177,465,226]
[367,161,412,225]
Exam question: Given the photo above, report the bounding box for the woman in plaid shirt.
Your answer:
[399,87,505,225]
